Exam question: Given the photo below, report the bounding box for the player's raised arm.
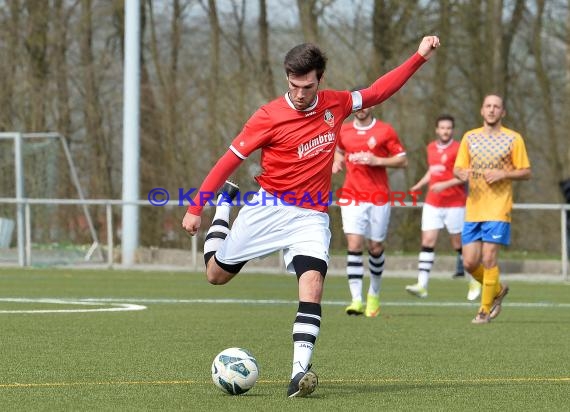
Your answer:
[417,35,440,59]
[358,36,440,110]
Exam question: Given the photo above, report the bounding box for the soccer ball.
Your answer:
[211,347,259,395]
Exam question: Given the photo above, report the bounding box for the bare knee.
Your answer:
[206,272,230,285]
[368,241,384,256]
[298,271,324,302]
[463,261,478,273]
[481,256,497,269]
[205,261,234,285]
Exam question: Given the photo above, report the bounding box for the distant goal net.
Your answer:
[0,132,102,265]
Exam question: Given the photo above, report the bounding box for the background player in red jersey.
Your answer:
[182,36,440,397]
[405,115,480,300]
[332,102,407,317]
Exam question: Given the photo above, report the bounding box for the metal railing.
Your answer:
[0,197,568,280]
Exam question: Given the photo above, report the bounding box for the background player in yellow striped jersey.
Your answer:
[454,94,531,324]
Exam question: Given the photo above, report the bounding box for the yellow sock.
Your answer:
[481,266,499,313]
[470,264,484,283]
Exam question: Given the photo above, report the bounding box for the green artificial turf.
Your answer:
[0,268,568,411]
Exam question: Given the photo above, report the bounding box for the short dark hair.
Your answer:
[284,43,328,81]
[435,114,455,128]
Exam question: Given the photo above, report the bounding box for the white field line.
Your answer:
[83,297,570,308]
[2,297,568,309]
[0,298,146,314]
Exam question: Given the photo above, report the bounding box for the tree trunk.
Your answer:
[207,0,221,166]
[296,0,319,43]
[0,0,20,130]
[501,0,525,103]
[53,0,73,138]
[488,0,504,95]
[24,0,49,131]
[531,0,563,178]
[80,0,112,197]
[258,0,275,99]
[565,0,570,180]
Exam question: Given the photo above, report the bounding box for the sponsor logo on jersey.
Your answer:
[367,136,377,149]
[298,131,335,158]
[324,109,334,127]
[305,111,317,117]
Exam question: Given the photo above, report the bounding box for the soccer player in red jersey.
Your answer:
[333,102,407,318]
[182,36,440,397]
[405,115,481,300]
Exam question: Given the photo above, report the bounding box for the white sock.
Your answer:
[347,251,363,301]
[418,248,435,289]
[291,302,321,378]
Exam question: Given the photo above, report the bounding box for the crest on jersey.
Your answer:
[367,136,377,149]
[324,110,334,127]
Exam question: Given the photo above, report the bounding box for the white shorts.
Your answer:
[339,201,391,242]
[216,190,331,274]
[421,203,465,234]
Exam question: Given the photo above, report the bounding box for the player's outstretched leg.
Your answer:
[287,367,318,398]
[288,301,321,397]
[203,181,239,266]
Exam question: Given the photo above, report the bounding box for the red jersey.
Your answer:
[425,140,466,207]
[230,90,353,211]
[337,119,405,195]
[187,52,427,216]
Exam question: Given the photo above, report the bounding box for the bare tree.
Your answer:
[0,1,21,130]
[457,0,525,111]
[52,0,76,138]
[370,0,417,77]
[258,0,276,99]
[296,0,319,43]
[425,0,451,137]
[79,0,113,197]
[23,0,49,131]
[565,0,570,179]
[207,0,221,163]
[499,0,525,102]
[531,0,564,178]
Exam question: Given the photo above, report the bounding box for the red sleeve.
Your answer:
[359,53,426,109]
[186,150,243,216]
[385,125,405,156]
[230,107,273,158]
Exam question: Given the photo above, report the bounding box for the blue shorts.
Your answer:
[462,221,511,246]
